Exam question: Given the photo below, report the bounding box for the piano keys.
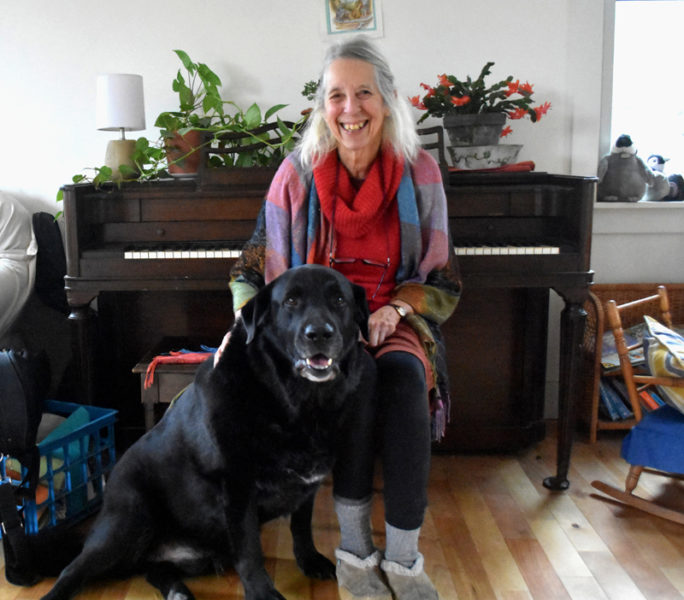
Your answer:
[61,170,596,491]
[122,243,560,260]
[123,243,243,260]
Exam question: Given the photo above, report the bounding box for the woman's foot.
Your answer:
[335,549,393,600]
[381,553,439,600]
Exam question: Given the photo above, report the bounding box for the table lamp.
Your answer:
[96,74,145,179]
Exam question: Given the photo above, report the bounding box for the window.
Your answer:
[611,1,684,174]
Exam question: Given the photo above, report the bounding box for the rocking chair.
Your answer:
[591,285,684,524]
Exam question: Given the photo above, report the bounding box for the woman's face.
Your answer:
[323,58,389,164]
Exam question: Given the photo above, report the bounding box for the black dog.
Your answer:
[41,265,375,600]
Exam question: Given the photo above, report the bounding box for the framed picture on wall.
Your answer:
[324,0,383,37]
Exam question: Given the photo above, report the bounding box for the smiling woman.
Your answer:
[225,36,462,600]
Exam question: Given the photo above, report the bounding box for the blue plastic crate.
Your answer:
[0,400,117,536]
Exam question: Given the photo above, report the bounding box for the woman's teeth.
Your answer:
[341,121,367,132]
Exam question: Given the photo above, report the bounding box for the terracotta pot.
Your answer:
[443,113,507,147]
[165,129,203,176]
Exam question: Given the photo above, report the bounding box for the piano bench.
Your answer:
[132,338,206,431]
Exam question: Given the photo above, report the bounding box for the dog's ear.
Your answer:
[240,283,274,344]
[351,283,370,340]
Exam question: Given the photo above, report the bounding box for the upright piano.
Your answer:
[62,169,595,490]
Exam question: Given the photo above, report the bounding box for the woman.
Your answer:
[225,36,461,600]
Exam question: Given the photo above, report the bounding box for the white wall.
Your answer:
[0,0,607,203]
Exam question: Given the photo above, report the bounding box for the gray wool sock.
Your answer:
[334,495,375,558]
[384,522,420,568]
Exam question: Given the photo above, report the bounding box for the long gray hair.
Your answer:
[298,36,420,169]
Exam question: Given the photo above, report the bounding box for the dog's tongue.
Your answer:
[307,354,333,370]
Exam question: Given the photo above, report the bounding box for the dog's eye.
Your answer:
[284,296,299,307]
[334,296,346,306]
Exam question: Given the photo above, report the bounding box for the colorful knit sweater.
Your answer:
[229,147,461,436]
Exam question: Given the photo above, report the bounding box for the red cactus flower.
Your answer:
[450,96,471,107]
[500,126,513,138]
[409,95,426,110]
[508,107,528,120]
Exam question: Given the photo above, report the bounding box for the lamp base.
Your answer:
[104,139,138,180]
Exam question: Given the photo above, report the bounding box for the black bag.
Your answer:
[0,348,50,586]
[0,349,49,466]
[31,212,68,316]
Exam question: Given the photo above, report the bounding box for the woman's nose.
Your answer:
[343,94,359,113]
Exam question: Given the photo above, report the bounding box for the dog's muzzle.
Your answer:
[294,321,342,382]
[294,354,339,382]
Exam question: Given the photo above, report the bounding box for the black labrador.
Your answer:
[41,264,375,600]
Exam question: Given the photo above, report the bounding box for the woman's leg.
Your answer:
[376,351,431,537]
[332,352,393,599]
[376,351,439,599]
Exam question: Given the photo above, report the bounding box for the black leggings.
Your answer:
[333,350,431,531]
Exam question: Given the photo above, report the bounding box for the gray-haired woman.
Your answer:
[226,35,461,599]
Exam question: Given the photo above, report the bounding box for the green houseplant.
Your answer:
[155,50,304,175]
[57,50,306,206]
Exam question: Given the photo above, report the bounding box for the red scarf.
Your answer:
[314,147,404,239]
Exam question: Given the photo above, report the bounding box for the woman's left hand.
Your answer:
[367,305,402,347]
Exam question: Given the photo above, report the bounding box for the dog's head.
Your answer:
[241,265,369,383]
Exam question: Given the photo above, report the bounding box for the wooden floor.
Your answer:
[2,424,683,600]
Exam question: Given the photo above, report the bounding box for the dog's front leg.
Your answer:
[290,492,335,579]
[227,500,285,600]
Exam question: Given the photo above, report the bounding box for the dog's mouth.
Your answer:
[295,353,339,382]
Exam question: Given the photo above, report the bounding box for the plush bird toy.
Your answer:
[646,154,684,200]
[597,134,655,202]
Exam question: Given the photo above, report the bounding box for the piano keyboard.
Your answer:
[124,247,242,260]
[123,244,561,260]
[454,244,560,256]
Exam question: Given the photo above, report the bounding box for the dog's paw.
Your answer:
[166,582,195,600]
[296,551,336,580]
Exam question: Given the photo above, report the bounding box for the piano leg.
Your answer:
[67,295,98,406]
[544,290,588,491]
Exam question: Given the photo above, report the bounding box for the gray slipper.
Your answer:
[381,553,439,600]
[335,548,393,600]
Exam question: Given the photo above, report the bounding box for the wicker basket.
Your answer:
[579,283,684,442]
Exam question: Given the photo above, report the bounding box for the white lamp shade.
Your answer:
[96,74,146,131]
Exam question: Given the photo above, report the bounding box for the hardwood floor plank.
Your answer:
[579,550,646,600]
[506,538,571,599]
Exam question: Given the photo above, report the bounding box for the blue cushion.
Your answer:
[621,404,684,473]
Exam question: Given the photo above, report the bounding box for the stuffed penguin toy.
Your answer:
[644,154,672,201]
[597,134,655,202]
[647,154,668,172]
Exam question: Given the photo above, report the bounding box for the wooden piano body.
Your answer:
[62,170,595,490]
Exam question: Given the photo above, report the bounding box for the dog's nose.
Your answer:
[303,322,334,342]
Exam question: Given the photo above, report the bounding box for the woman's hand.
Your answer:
[213,310,242,367]
[367,301,412,347]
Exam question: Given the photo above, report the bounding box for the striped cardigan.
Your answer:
[229,147,461,438]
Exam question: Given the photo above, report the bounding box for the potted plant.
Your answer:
[410,62,551,147]
[156,49,306,176]
[154,49,227,175]
[57,50,306,210]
